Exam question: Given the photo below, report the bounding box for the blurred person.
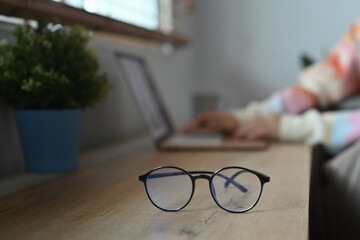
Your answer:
[187,19,360,154]
[186,19,360,239]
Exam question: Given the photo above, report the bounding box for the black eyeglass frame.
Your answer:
[139,166,270,213]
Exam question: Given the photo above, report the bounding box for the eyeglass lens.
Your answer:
[211,168,262,212]
[146,167,193,211]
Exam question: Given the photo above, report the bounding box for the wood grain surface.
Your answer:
[0,138,310,240]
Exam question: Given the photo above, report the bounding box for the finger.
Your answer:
[185,113,219,132]
[239,122,266,140]
[236,122,256,137]
[183,115,207,132]
[246,129,265,140]
[202,119,220,129]
[233,128,247,139]
[183,121,197,132]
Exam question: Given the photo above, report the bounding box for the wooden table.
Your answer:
[0,137,311,240]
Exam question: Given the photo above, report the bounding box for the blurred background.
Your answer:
[0,0,359,174]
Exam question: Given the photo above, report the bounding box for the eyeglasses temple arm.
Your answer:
[252,170,270,183]
[224,170,247,188]
[216,173,248,192]
[224,170,270,188]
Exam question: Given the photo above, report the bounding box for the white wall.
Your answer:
[193,0,360,108]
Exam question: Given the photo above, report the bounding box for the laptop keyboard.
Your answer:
[166,132,222,147]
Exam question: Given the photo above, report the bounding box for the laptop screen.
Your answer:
[115,53,173,142]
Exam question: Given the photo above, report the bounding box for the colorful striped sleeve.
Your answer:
[280,109,360,153]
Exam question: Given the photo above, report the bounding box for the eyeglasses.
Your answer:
[139,166,270,213]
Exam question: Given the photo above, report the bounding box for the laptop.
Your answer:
[114,52,268,150]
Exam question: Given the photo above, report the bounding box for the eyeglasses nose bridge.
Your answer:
[193,174,211,181]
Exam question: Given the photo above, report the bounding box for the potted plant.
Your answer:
[0,20,111,172]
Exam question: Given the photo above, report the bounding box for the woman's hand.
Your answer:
[184,111,239,133]
[234,115,280,140]
[185,111,280,141]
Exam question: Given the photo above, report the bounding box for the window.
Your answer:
[0,0,184,45]
[53,0,173,33]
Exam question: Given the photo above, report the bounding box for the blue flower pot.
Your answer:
[15,109,83,173]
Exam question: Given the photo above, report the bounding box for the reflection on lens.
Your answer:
[211,168,262,212]
[146,167,193,211]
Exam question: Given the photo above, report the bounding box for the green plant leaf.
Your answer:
[0,19,112,109]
